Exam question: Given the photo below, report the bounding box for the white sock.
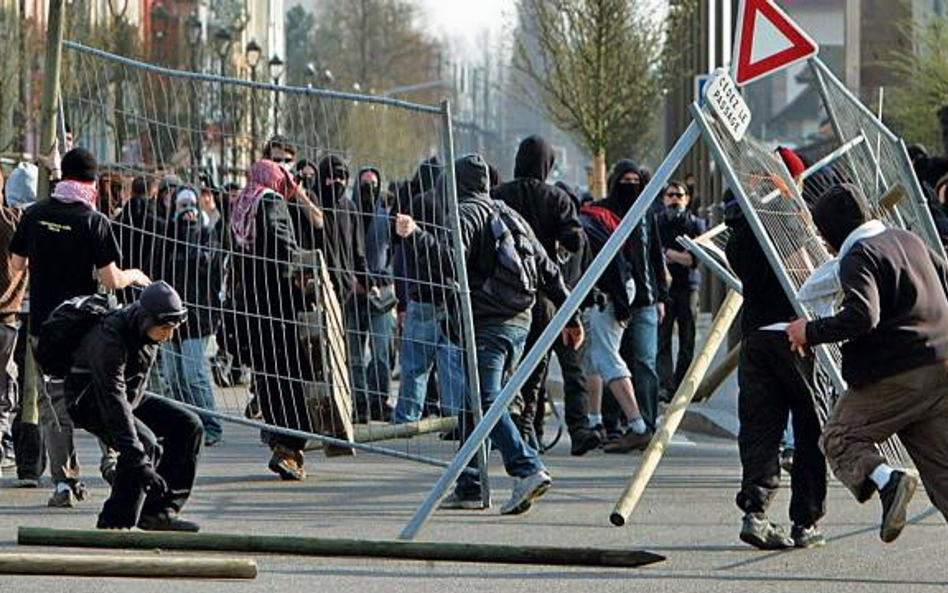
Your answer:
[629,417,647,435]
[55,482,71,494]
[870,464,895,490]
[588,414,602,426]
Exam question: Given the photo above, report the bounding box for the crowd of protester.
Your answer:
[5,121,947,546]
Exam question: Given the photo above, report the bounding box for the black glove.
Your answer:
[136,464,169,497]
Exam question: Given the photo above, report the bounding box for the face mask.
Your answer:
[615,182,641,204]
[360,182,378,208]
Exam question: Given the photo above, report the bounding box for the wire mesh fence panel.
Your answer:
[692,100,909,464]
[810,58,945,258]
[61,41,483,474]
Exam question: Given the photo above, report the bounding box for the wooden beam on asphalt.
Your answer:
[0,551,257,579]
[306,416,459,450]
[18,527,664,569]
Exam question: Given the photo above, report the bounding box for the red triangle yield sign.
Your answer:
[732,0,819,86]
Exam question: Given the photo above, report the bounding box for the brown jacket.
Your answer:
[0,206,27,321]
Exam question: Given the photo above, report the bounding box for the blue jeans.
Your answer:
[347,305,396,412]
[394,300,466,423]
[161,337,223,439]
[456,322,545,498]
[618,304,660,430]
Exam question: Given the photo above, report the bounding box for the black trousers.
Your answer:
[657,289,697,391]
[736,330,827,527]
[68,384,203,523]
[515,296,591,438]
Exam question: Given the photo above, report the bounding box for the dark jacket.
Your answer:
[315,156,368,302]
[657,208,707,292]
[163,216,222,340]
[70,303,159,462]
[579,203,635,322]
[726,214,797,333]
[600,159,668,308]
[806,228,948,387]
[492,135,584,257]
[405,154,570,329]
[355,166,394,287]
[394,158,453,304]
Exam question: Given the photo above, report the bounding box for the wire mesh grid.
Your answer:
[60,41,480,472]
[693,101,910,464]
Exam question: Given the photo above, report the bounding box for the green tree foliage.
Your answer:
[514,0,693,195]
[887,11,948,152]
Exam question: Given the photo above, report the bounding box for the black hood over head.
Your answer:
[356,166,383,210]
[316,155,350,205]
[513,135,555,181]
[410,156,443,196]
[454,154,490,200]
[812,183,872,252]
[601,159,643,216]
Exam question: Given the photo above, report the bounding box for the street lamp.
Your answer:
[268,54,284,135]
[214,27,234,183]
[186,11,203,180]
[245,39,262,154]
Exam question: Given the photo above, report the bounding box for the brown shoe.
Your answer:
[603,429,652,454]
[268,445,306,481]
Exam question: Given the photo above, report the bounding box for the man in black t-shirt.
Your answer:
[9,148,150,508]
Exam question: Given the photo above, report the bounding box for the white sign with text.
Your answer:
[705,69,751,142]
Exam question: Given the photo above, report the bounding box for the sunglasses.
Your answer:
[665,192,685,198]
[272,156,294,164]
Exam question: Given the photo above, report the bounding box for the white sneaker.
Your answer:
[500,470,552,515]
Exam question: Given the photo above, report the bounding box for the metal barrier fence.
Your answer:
[60,41,489,492]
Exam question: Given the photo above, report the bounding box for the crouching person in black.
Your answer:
[66,281,203,531]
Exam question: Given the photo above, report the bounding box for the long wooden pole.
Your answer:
[307,417,459,450]
[692,343,741,403]
[610,289,743,527]
[36,0,65,199]
[0,552,257,579]
[18,527,664,569]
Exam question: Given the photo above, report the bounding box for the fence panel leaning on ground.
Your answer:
[60,41,492,496]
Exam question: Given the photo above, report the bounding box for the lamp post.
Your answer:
[268,54,284,135]
[245,39,261,155]
[213,27,233,183]
[186,12,203,179]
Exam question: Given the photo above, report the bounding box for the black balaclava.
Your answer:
[316,155,350,206]
[357,167,382,212]
[295,159,318,192]
[513,135,555,182]
[812,183,872,253]
[602,159,643,217]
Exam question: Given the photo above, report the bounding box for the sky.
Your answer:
[412,0,518,57]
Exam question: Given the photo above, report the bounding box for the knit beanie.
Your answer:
[775,146,806,180]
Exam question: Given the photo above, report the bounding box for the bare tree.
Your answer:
[514,0,682,197]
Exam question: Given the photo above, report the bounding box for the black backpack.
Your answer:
[481,200,539,315]
[35,294,114,378]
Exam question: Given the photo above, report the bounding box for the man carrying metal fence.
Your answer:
[788,183,948,543]
[395,153,583,515]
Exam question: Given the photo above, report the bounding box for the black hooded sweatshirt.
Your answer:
[599,159,668,308]
[405,154,571,329]
[394,157,453,304]
[491,135,584,257]
[314,155,368,301]
[68,303,160,463]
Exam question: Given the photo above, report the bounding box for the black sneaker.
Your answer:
[138,510,200,532]
[879,470,918,543]
[591,424,608,446]
[791,523,825,549]
[739,513,794,550]
[780,448,795,473]
[603,429,652,454]
[570,429,602,457]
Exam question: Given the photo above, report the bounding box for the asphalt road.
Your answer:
[1,421,945,592]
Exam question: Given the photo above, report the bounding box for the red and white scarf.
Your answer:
[52,180,97,210]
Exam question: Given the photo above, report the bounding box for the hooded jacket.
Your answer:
[69,303,161,462]
[355,166,394,287]
[492,135,584,258]
[394,157,453,304]
[601,159,668,308]
[314,156,368,301]
[405,154,571,329]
